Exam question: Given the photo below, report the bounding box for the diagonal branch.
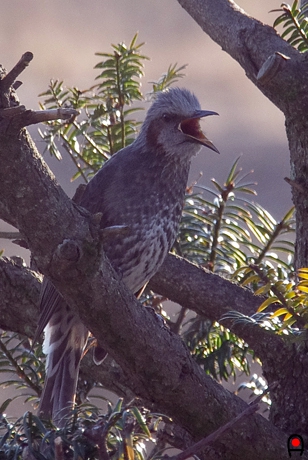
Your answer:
[0,52,33,92]
[0,250,288,365]
[177,0,303,114]
[0,107,79,134]
[172,401,259,460]
[0,126,292,460]
[149,254,288,363]
[0,50,302,458]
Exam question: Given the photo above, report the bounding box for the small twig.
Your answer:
[209,199,225,270]
[170,306,187,334]
[12,80,23,90]
[253,220,286,266]
[73,119,110,161]
[284,177,305,194]
[0,231,22,239]
[21,107,80,126]
[0,52,33,92]
[61,140,89,184]
[256,52,290,84]
[0,106,26,117]
[171,384,276,460]
[2,107,80,134]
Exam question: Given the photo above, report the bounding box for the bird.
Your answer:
[36,87,219,426]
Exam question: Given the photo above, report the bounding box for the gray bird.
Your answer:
[36,87,219,426]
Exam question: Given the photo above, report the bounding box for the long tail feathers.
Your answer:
[37,282,88,427]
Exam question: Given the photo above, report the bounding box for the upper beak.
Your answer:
[179,110,219,153]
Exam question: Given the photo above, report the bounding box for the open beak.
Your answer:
[179,110,219,153]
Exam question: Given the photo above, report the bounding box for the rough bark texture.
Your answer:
[0,257,294,459]
[1,4,308,455]
[0,257,40,337]
[177,0,308,270]
[176,0,308,440]
[0,115,294,459]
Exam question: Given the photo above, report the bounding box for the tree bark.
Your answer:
[0,115,294,460]
[175,0,308,439]
[0,252,302,458]
[177,0,308,269]
[1,34,308,456]
[2,248,305,441]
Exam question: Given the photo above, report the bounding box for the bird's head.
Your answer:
[140,87,219,159]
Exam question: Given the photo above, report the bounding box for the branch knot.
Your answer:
[256,52,290,84]
[55,239,81,264]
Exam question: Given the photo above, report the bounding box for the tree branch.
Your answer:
[0,231,21,239]
[149,254,289,364]
[0,107,79,134]
[0,51,302,457]
[0,131,292,460]
[0,52,33,92]
[0,249,288,369]
[0,257,40,337]
[175,0,308,438]
[177,0,303,114]
[172,401,259,460]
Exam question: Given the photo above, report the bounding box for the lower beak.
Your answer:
[179,110,219,154]
[197,135,220,153]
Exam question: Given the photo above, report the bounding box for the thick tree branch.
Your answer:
[0,251,289,368]
[0,256,284,381]
[176,0,308,273]
[0,132,292,460]
[0,53,302,457]
[173,0,308,437]
[177,0,304,114]
[150,255,289,364]
[0,257,40,337]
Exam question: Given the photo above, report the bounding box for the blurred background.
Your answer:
[0,0,291,415]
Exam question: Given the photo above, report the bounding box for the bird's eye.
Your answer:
[162,113,172,123]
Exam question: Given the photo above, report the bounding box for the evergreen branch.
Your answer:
[250,264,305,328]
[0,337,41,396]
[272,1,308,51]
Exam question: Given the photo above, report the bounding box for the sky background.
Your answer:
[0,0,291,414]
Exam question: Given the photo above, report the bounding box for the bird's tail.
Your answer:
[38,299,88,427]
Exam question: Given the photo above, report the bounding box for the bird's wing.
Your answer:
[37,145,145,425]
[35,149,128,340]
[78,144,143,224]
